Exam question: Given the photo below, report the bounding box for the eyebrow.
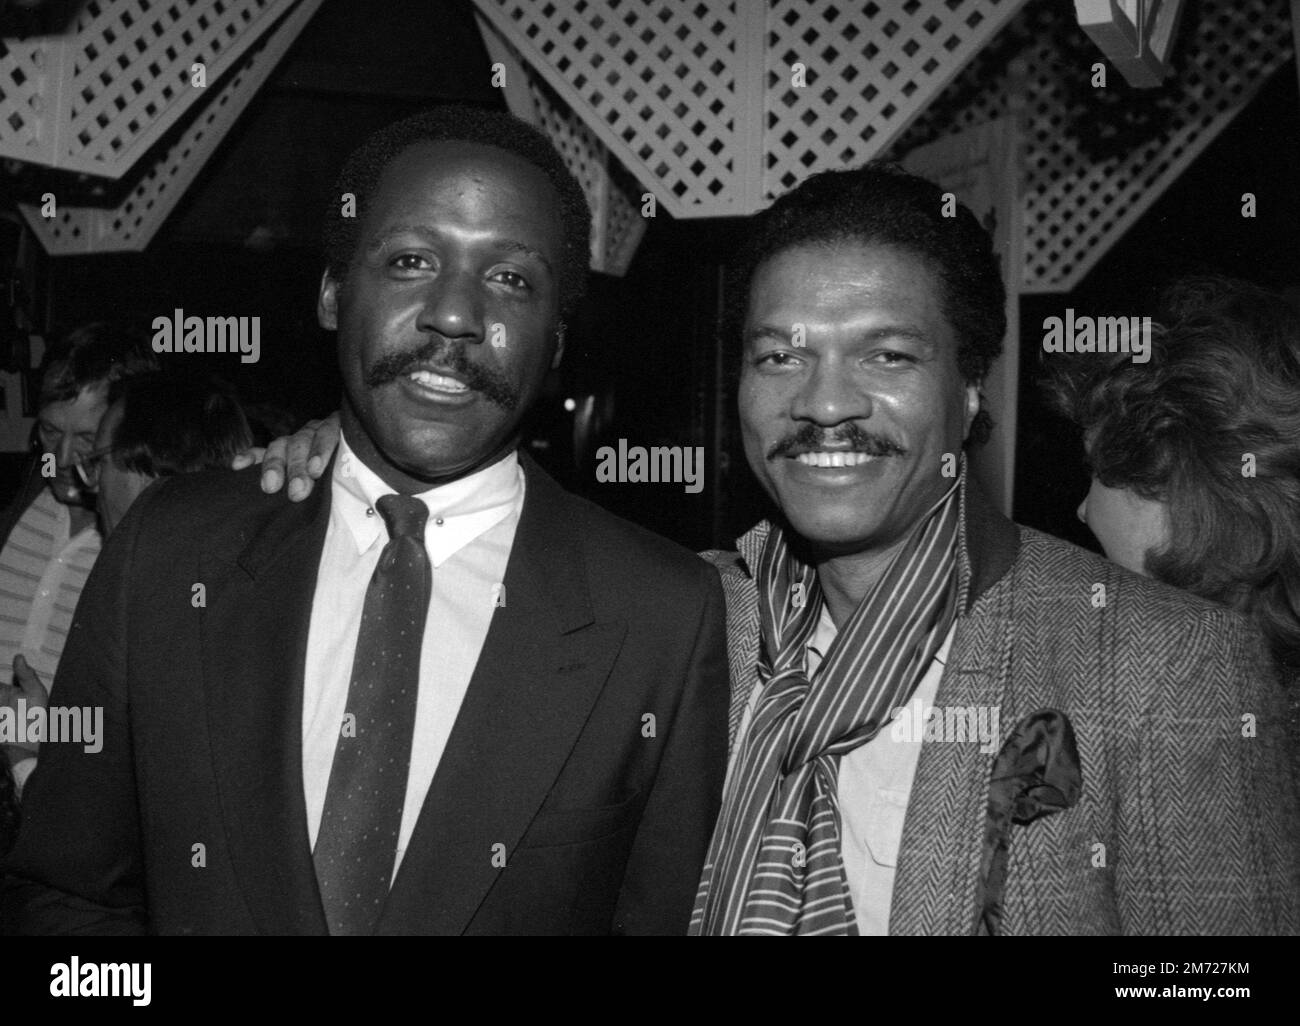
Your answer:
[364,225,554,276]
[744,323,935,348]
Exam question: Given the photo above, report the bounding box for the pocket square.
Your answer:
[973,708,1082,936]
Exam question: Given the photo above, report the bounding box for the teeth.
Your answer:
[408,370,469,393]
[794,451,877,468]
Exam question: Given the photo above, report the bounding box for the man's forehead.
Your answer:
[374,140,558,208]
[41,383,110,421]
[744,241,952,335]
[360,140,563,247]
[752,239,938,288]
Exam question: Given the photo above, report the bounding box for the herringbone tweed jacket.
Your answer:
[701,481,1300,935]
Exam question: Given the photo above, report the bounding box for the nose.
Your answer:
[789,356,872,426]
[414,269,485,342]
[56,433,77,471]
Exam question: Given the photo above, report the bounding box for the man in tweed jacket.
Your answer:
[688,162,1298,935]
[703,483,1298,934]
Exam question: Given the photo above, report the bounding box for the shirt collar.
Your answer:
[332,432,523,568]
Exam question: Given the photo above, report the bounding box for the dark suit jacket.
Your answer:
[704,481,1300,935]
[1,453,729,935]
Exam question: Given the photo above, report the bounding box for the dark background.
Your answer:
[4,0,1297,554]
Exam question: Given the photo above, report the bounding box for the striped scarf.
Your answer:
[691,473,962,935]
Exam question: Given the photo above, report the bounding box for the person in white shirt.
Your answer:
[1,371,253,797]
[0,325,153,802]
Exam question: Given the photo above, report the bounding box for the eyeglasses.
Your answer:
[72,445,119,490]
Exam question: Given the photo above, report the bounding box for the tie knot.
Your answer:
[375,493,429,539]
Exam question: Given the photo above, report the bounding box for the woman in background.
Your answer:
[1051,275,1300,747]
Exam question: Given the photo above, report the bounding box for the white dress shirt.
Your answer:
[732,607,955,935]
[302,434,524,880]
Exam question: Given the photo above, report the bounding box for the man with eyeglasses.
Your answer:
[0,324,154,800]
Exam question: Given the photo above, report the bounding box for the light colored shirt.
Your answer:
[0,487,101,689]
[732,607,954,935]
[302,434,524,880]
[0,488,101,799]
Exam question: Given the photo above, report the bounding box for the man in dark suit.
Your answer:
[1,106,728,935]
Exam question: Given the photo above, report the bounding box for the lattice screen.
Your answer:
[762,0,1030,198]
[13,0,322,255]
[477,13,646,276]
[1,0,309,178]
[472,0,1029,219]
[895,0,1293,291]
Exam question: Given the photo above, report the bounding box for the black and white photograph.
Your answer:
[0,0,1296,1007]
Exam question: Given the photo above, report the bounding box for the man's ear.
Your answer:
[550,319,566,370]
[964,380,981,437]
[318,269,340,331]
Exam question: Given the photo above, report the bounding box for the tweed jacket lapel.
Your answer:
[890,480,1021,933]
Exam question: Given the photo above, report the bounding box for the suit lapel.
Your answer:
[378,455,626,934]
[200,468,333,936]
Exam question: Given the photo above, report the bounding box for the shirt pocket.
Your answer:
[862,786,911,868]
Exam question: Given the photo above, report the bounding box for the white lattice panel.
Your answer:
[533,79,647,276]
[0,28,46,157]
[763,0,1029,197]
[473,0,1029,219]
[897,0,1293,292]
[474,0,751,218]
[16,0,322,254]
[1,0,306,178]
[478,13,646,276]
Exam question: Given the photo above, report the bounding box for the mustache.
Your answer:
[767,422,907,460]
[365,338,521,411]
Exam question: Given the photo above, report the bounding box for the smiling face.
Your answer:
[319,140,565,490]
[740,241,980,558]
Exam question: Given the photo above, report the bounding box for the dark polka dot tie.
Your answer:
[313,493,430,935]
